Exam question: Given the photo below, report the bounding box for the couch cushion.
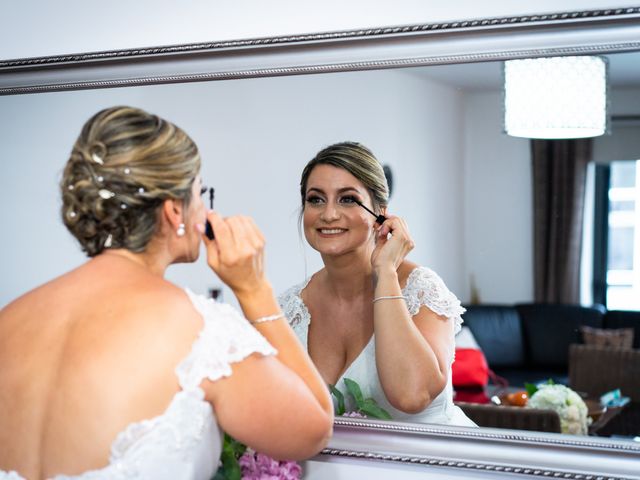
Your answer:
[581,325,634,349]
[516,303,605,369]
[461,305,525,368]
[603,310,640,349]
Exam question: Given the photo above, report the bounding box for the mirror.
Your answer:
[2,8,639,478]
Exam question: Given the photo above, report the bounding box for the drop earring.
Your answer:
[177,223,186,237]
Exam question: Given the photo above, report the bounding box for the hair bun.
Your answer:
[61,106,200,257]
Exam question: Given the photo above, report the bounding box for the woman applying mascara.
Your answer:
[278,141,475,426]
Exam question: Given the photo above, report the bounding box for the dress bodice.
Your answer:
[278,266,476,427]
[1,289,276,480]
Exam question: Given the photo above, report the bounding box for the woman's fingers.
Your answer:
[205,211,233,250]
[371,214,415,269]
[243,216,266,250]
[379,215,409,240]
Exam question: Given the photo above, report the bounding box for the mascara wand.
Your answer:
[354,199,387,225]
[205,187,215,240]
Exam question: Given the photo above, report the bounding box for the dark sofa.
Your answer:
[460,303,640,387]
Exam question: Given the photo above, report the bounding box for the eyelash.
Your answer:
[305,194,359,205]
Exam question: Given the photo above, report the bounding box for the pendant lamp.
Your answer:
[504,56,608,139]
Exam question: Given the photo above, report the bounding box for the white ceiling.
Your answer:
[409,51,640,92]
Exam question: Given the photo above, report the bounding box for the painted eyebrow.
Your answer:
[306,187,362,195]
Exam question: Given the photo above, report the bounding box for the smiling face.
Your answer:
[303,164,379,256]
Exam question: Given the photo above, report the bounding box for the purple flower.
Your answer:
[239,449,302,479]
[342,411,366,418]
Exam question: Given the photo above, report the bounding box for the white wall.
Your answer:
[0,69,466,307]
[1,1,637,59]
[593,88,640,163]
[462,91,532,303]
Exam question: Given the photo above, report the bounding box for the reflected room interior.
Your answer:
[1,51,639,442]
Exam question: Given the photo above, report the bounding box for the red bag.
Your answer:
[452,348,489,388]
[453,388,490,404]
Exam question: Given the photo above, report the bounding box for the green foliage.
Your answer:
[343,378,365,405]
[329,384,345,415]
[525,378,556,398]
[330,377,392,420]
[212,434,247,480]
[524,382,538,398]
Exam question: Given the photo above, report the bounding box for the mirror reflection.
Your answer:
[1,52,639,441]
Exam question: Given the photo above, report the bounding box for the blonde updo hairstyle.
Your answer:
[300,141,389,214]
[61,106,201,257]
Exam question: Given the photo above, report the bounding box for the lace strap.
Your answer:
[176,289,277,391]
[277,279,312,335]
[402,267,466,334]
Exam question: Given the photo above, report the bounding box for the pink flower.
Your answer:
[239,449,302,479]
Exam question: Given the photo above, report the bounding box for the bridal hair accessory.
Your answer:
[89,141,107,165]
[91,152,104,165]
[373,295,406,304]
[98,189,115,199]
[176,223,186,237]
[250,313,284,325]
[104,234,113,248]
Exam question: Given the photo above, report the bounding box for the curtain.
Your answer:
[531,139,592,303]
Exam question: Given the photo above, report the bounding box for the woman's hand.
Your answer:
[370,215,415,274]
[199,211,270,297]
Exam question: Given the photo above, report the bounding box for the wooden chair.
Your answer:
[568,344,640,400]
[456,402,561,433]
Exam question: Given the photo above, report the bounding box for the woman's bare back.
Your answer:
[0,255,203,479]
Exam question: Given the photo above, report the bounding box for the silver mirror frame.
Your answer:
[1,7,640,95]
[311,417,640,479]
[2,6,639,479]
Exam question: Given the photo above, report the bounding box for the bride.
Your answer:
[0,106,333,479]
[279,141,475,426]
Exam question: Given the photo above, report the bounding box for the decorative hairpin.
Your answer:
[98,189,115,199]
[91,153,104,165]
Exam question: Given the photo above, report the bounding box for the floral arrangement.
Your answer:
[213,434,302,480]
[238,451,301,480]
[330,377,392,420]
[213,378,389,479]
[526,382,591,435]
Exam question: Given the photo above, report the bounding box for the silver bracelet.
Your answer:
[250,313,284,325]
[373,295,406,304]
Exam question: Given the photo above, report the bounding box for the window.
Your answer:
[594,160,639,310]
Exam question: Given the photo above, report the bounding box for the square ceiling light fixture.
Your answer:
[504,56,608,139]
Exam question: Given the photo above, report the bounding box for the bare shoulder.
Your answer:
[126,281,204,338]
[299,269,326,304]
[398,260,420,288]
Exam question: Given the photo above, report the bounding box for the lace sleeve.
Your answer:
[402,267,466,334]
[278,283,309,329]
[176,289,277,391]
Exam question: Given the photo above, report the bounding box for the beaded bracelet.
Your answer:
[372,295,406,304]
[250,313,284,325]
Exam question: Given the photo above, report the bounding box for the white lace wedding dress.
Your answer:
[0,289,276,480]
[279,266,476,427]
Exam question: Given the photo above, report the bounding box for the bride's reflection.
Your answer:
[278,141,476,427]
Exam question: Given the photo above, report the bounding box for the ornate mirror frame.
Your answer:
[2,7,639,479]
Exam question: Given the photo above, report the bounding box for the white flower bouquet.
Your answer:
[526,383,591,435]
